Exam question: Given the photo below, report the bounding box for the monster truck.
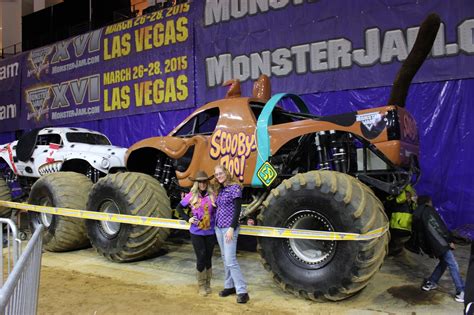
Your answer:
[85,14,439,300]
[0,127,126,250]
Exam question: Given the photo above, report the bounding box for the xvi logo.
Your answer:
[26,29,102,79]
[27,46,53,79]
[50,29,102,64]
[26,87,51,121]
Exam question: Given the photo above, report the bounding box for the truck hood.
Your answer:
[66,143,125,153]
[62,143,127,168]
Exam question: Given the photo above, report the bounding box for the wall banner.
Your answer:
[21,2,194,129]
[0,56,22,132]
[194,0,474,104]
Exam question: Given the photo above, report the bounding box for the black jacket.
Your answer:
[406,204,452,258]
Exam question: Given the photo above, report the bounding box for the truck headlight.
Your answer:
[101,158,110,169]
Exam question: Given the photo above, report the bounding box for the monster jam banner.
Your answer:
[195,0,474,103]
[21,2,194,129]
[0,56,21,132]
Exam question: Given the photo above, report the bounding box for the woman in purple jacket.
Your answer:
[214,164,249,304]
[176,170,217,296]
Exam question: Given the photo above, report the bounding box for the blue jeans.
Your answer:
[215,227,247,294]
[429,249,465,293]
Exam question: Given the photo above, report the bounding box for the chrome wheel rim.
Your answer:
[98,199,121,236]
[285,210,337,268]
[40,198,53,228]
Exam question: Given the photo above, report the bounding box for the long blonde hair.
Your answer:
[214,164,241,189]
[189,180,216,207]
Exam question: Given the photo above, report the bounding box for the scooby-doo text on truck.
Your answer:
[28,14,440,301]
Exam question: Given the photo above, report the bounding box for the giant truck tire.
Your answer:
[28,172,92,251]
[86,172,171,262]
[258,170,389,301]
[0,178,12,217]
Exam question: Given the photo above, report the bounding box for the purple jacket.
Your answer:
[215,184,242,228]
[180,192,216,236]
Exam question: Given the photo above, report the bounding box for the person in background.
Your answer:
[465,242,473,314]
[213,164,249,304]
[385,184,417,255]
[408,195,465,303]
[175,170,217,296]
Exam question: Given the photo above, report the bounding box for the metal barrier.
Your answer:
[0,225,44,315]
[0,43,22,59]
[0,219,21,286]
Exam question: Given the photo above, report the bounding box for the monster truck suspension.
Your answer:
[314,131,355,173]
[271,130,418,196]
[86,165,102,183]
[153,154,183,207]
[241,131,357,219]
[271,131,357,179]
[153,155,174,187]
[352,134,420,196]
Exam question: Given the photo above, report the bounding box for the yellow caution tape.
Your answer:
[0,200,388,241]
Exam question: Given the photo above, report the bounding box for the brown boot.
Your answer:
[197,270,207,296]
[205,268,212,294]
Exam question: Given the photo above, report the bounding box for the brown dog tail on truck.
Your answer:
[388,13,441,108]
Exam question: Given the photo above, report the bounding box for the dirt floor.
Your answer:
[38,266,308,315]
[34,236,470,315]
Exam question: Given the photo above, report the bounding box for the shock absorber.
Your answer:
[315,131,330,170]
[154,156,164,181]
[329,130,340,171]
[162,158,172,186]
[336,147,347,173]
[86,166,101,183]
[329,130,349,173]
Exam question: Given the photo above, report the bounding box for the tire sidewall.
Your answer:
[86,184,132,254]
[28,180,60,245]
[0,178,12,217]
[260,184,361,292]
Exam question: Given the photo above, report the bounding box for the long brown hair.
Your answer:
[189,180,216,207]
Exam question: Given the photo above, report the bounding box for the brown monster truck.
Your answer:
[83,14,440,301]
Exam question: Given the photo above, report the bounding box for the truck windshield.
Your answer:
[66,133,111,145]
